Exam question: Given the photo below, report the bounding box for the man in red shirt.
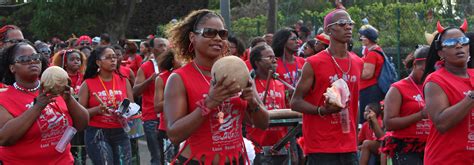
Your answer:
[358,26,385,124]
[291,9,363,164]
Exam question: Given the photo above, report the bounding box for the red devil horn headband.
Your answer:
[437,19,468,33]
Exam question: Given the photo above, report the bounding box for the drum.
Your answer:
[127,114,145,139]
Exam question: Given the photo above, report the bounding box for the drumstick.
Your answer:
[93,92,105,105]
[275,77,296,91]
[262,69,273,104]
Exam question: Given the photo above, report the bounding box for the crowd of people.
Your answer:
[0,4,473,165]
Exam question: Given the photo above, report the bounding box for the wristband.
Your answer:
[196,98,213,116]
[317,106,324,117]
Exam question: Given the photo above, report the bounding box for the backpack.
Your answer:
[372,50,399,94]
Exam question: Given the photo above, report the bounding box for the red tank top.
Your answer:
[275,56,305,87]
[423,68,474,164]
[302,50,363,153]
[158,70,172,131]
[85,73,128,128]
[174,62,248,164]
[246,78,287,152]
[0,86,74,164]
[140,61,158,121]
[69,72,84,95]
[391,78,430,140]
[122,54,143,75]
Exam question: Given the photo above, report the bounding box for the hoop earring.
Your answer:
[188,42,194,53]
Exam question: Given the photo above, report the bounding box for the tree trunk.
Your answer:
[104,0,138,43]
[266,0,277,33]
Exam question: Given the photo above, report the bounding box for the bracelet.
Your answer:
[317,106,324,117]
[249,105,260,113]
[196,98,213,116]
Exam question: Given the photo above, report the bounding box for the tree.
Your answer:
[266,0,277,33]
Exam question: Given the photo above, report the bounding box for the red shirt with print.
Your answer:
[423,68,474,164]
[140,61,158,121]
[85,73,128,128]
[391,78,430,140]
[158,70,172,131]
[246,78,287,152]
[174,62,248,164]
[0,86,74,164]
[275,56,305,87]
[303,50,363,154]
[360,47,384,90]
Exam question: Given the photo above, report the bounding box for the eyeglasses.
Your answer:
[326,19,355,28]
[38,48,51,55]
[261,56,277,61]
[100,54,118,60]
[13,53,42,65]
[441,36,470,48]
[288,36,298,41]
[194,28,229,40]
[80,41,91,46]
[4,39,26,44]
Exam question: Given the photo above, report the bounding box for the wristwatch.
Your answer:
[468,91,474,100]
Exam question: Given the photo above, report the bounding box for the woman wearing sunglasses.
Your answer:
[422,20,474,164]
[165,9,269,164]
[382,46,430,165]
[0,42,89,164]
[78,46,134,164]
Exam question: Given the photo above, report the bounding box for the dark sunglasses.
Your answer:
[441,36,470,48]
[4,39,27,44]
[13,53,42,65]
[80,41,91,46]
[194,28,228,40]
[326,19,355,28]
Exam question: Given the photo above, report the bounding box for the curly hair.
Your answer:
[0,42,48,85]
[51,49,87,73]
[271,28,298,58]
[167,9,228,62]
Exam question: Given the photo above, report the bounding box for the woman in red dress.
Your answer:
[422,21,474,164]
[165,9,269,165]
[0,42,89,164]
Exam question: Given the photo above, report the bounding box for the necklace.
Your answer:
[256,78,277,109]
[193,61,225,123]
[327,49,352,81]
[98,75,117,108]
[14,80,40,92]
[282,53,299,87]
[408,76,425,108]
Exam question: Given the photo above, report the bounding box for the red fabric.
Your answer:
[69,73,84,95]
[122,54,143,75]
[140,61,158,121]
[0,82,7,89]
[423,68,474,164]
[391,78,430,140]
[275,56,305,87]
[85,73,128,128]
[360,47,384,90]
[245,60,252,71]
[241,48,250,61]
[358,118,383,144]
[302,50,363,153]
[0,86,74,164]
[174,62,248,164]
[119,66,131,79]
[246,78,287,153]
[158,70,172,131]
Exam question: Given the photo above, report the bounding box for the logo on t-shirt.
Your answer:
[26,101,68,148]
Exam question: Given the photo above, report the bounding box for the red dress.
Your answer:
[423,68,474,164]
[140,61,158,122]
[158,70,172,131]
[0,86,74,164]
[246,78,287,153]
[85,73,129,128]
[174,62,248,165]
[302,50,363,154]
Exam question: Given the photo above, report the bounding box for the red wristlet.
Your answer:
[196,98,213,116]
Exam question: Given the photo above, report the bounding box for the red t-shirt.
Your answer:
[360,47,384,90]
[140,61,158,121]
[303,50,363,154]
[275,56,305,87]
[0,86,74,164]
[358,118,382,144]
[119,66,131,79]
[122,54,143,75]
[174,62,247,164]
[246,78,287,152]
[158,70,172,131]
[423,68,474,164]
[69,73,84,95]
[0,82,7,88]
[85,73,129,128]
[391,78,430,140]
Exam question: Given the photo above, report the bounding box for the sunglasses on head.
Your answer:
[441,36,470,48]
[326,19,355,28]
[194,28,228,40]
[13,53,42,65]
[4,39,27,44]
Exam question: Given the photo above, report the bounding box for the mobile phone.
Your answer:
[118,98,130,115]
